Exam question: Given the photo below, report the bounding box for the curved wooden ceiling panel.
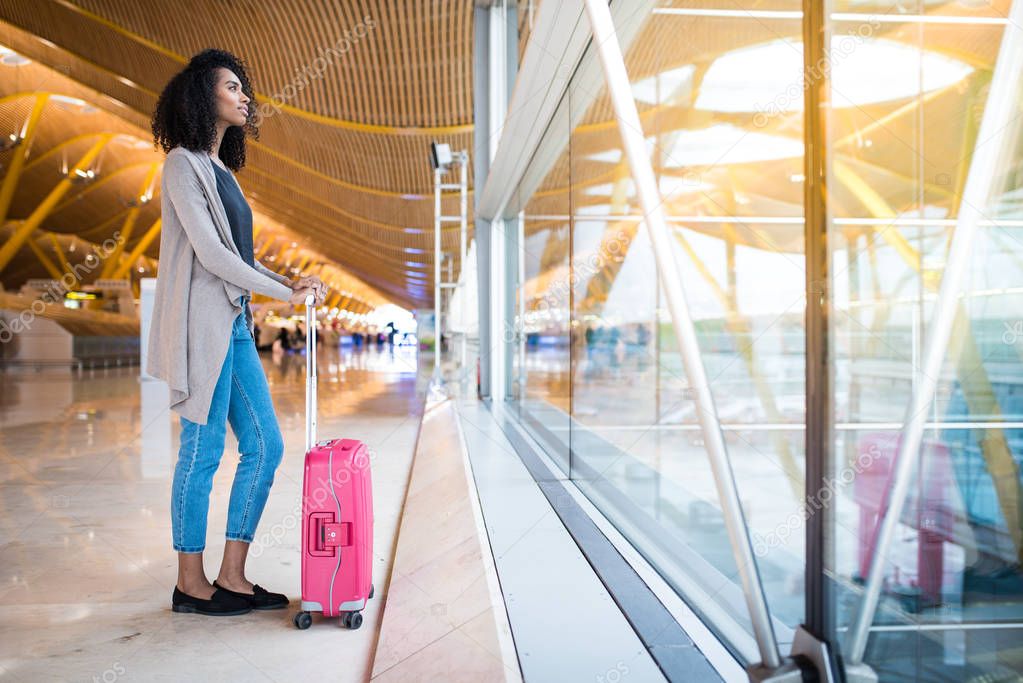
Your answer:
[0,0,477,308]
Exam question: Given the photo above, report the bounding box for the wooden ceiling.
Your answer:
[0,0,476,308]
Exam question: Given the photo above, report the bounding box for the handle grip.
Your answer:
[304,293,317,451]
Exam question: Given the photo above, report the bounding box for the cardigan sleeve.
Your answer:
[253,259,293,287]
[162,153,293,302]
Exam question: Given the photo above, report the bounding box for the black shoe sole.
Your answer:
[252,601,289,611]
[172,603,253,616]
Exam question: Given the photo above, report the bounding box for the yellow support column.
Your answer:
[273,246,298,275]
[0,134,111,272]
[47,233,78,285]
[255,235,278,260]
[25,236,64,280]
[111,218,161,279]
[0,93,49,224]
[100,162,159,278]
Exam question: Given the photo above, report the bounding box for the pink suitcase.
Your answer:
[293,297,374,630]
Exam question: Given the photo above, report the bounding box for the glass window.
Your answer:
[505,0,1023,678]
[824,3,1023,681]
[512,0,807,661]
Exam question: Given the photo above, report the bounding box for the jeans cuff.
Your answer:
[174,544,205,553]
[225,534,253,543]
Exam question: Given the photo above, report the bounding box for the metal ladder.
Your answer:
[432,148,469,374]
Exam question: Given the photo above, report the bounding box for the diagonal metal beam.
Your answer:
[0,133,111,272]
[0,93,49,224]
[100,162,159,278]
[47,233,77,285]
[24,233,64,281]
[111,218,161,280]
[255,234,278,260]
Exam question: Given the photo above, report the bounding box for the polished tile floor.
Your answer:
[0,342,426,682]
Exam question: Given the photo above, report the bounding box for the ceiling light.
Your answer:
[113,134,151,150]
[51,94,86,107]
[0,133,21,152]
[0,52,29,67]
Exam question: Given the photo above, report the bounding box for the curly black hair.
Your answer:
[151,48,259,171]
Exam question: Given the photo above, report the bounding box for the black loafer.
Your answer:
[172,586,252,616]
[212,582,289,610]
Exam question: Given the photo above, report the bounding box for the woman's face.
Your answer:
[214,67,250,127]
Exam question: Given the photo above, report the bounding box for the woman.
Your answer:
[147,49,326,616]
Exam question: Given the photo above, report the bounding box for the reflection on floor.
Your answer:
[0,343,424,682]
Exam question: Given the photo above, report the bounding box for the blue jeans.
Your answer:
[171,305,285,553]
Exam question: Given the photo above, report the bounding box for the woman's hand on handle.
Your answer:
[290,275,327,300]
[289,287,323,307]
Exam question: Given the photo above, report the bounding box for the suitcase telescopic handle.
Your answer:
[304,292,317,451]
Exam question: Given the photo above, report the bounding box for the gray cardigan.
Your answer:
[146,146,294,425]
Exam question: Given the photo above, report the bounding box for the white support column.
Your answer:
[486,0,510,401]
[488,1,508,164]
[460,153,469,371]
[489,218,507,402]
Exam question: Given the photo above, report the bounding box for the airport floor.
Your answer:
[0,343,425,682]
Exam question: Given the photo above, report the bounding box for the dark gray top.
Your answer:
[211,161,254,268]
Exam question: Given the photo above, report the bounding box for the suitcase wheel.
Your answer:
[294,611,313,630]
[340,611,363,630]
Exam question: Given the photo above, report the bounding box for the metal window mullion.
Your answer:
[517,210,526,400]
[803,0,830,644]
